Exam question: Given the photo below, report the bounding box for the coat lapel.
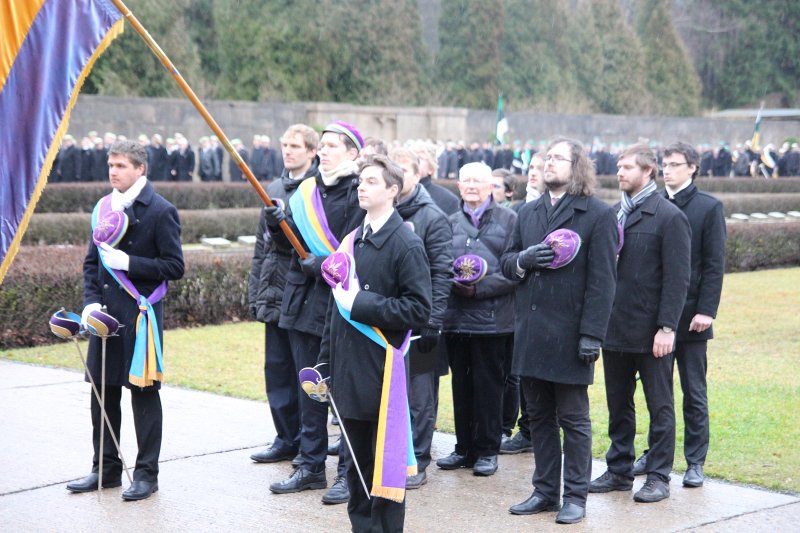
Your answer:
[546,195,584,233]
[624,192,658,229]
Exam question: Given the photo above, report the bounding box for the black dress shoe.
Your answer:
[634,477,670,503]
[473,455,498,477]
[66,473,122,493]
[269,467,327,494]
[327,438,341,456]
[632,450,649,476]
[250,446,297,464]
[321,476,350,504]
[406,470,427,489]
[555,502,585,524]
[588,471,633,493]
[436,452,475,470]
[122,480,158,501]
[499,432,533,455]
[683,464,704,487]
[509,494,560,515]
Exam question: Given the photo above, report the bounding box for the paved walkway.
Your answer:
[0,360,797,532]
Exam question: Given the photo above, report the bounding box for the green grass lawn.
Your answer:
[3,268,798,492]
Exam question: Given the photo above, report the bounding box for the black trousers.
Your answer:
[344,418,405,533]
[287,329,328,472]
[522,377,591,506]
[502,373,529,439]
[445,334,512,459]
[645,340,709,465]
[264,323,300,454]
[603,350,675,482]
[409,368,438,473]
[90,385,162,483]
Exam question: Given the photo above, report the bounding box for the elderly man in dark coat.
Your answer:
[318,154,432,533]
[501,137,618,524]
[590,143,691,504]
[70,140,184,501]
[632,142,726,488]
[437,162,518,478]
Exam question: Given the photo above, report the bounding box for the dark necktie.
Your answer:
[363,225,373,240]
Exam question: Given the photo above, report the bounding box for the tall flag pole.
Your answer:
[751,101,765,151]
[495,93,508,145]
[0,0,125,285]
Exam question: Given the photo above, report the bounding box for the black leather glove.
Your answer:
[263,205,286,228]
[249,304,258,320]
[578,335,602,365]
[517,243,555,270]
[417,326,441,353]
[300,253,320,278]
[452,281,476,298]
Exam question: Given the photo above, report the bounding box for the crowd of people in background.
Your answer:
[49,130,800,185]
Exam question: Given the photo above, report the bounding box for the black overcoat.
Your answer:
[667,184,726,342]
[83,181,185,390]
[604,192,691,354]
[501,193,618,385]
[318,211,432,421]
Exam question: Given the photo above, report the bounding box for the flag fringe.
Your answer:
[0,17,124,285]
[370,485,406,503]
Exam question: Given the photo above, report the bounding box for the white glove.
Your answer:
[99,242,130,271]
[332,282,360,313]
[81,303,102,329]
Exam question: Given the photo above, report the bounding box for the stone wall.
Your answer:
[68,95,798,148]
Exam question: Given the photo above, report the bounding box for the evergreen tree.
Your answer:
[436,0,504,109]
[573,0,648,114]
[84,0,204,98]
[635,0,701,115]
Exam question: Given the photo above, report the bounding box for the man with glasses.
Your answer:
[590,143,691,503]
[501,138,618,524]
[631,142,726,489]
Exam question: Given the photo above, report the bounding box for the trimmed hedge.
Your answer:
[23,208,261,245]
[0,246,251,348]
[2,221,798,348]
[34,182,265,213]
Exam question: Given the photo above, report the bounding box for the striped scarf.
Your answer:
[618,179,657,228]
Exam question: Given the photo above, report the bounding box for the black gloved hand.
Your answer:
[578,335,602,365]
[517,243,555,270]
[249,304,258,320]
[417,326,441,353]
[264,205,286,228]
[300,253,319,278]
[452,281,476,298]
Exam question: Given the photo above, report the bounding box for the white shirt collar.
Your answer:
[364,208,395,238]
[665,179,692,199]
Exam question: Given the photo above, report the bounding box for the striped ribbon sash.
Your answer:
[288,177,340,256]
[92,196,167,387]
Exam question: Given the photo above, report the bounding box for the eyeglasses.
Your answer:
[544,154,572,164]
[662,162,688,169]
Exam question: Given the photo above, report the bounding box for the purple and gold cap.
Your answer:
[543,229,582,269]
[322,121,364,152]
[321,252,353,290]
[86,308,121,337]
[299,366,329,403]
[453,254,488,285]
[49,309,82,339]
[93,211,129,249]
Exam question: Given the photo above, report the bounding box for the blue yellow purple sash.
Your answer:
[330,228,416,503]
[91,195,167,387]
[288,177,339,256]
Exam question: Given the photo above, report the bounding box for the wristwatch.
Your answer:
[660,326,673,333]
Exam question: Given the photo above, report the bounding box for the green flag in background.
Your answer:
[496,94,508,145]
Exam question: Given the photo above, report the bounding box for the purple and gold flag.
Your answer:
[0,0,123,284]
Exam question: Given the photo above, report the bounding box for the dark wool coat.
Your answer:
[172,147,195,181]
[275,173,365,335]
[318,211,432,421]
[604,192,691,354]
[146,145,170,181]
[248,160,320,324]
[501,193,618,385]
[666,184,726,342]
[443,200,518,335]
[83,181,184,390]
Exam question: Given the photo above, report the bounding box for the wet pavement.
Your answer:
[1,359,797,532]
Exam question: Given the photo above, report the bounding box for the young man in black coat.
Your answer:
[390,147,453,489]
[632,142,726,488]
[590,144,691,504]
[437,162,519,477]
[266,122,366,499]
[317,154,432,533]
[248,124,320,467]
[71,140,184,501]
[501,138,618,524]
